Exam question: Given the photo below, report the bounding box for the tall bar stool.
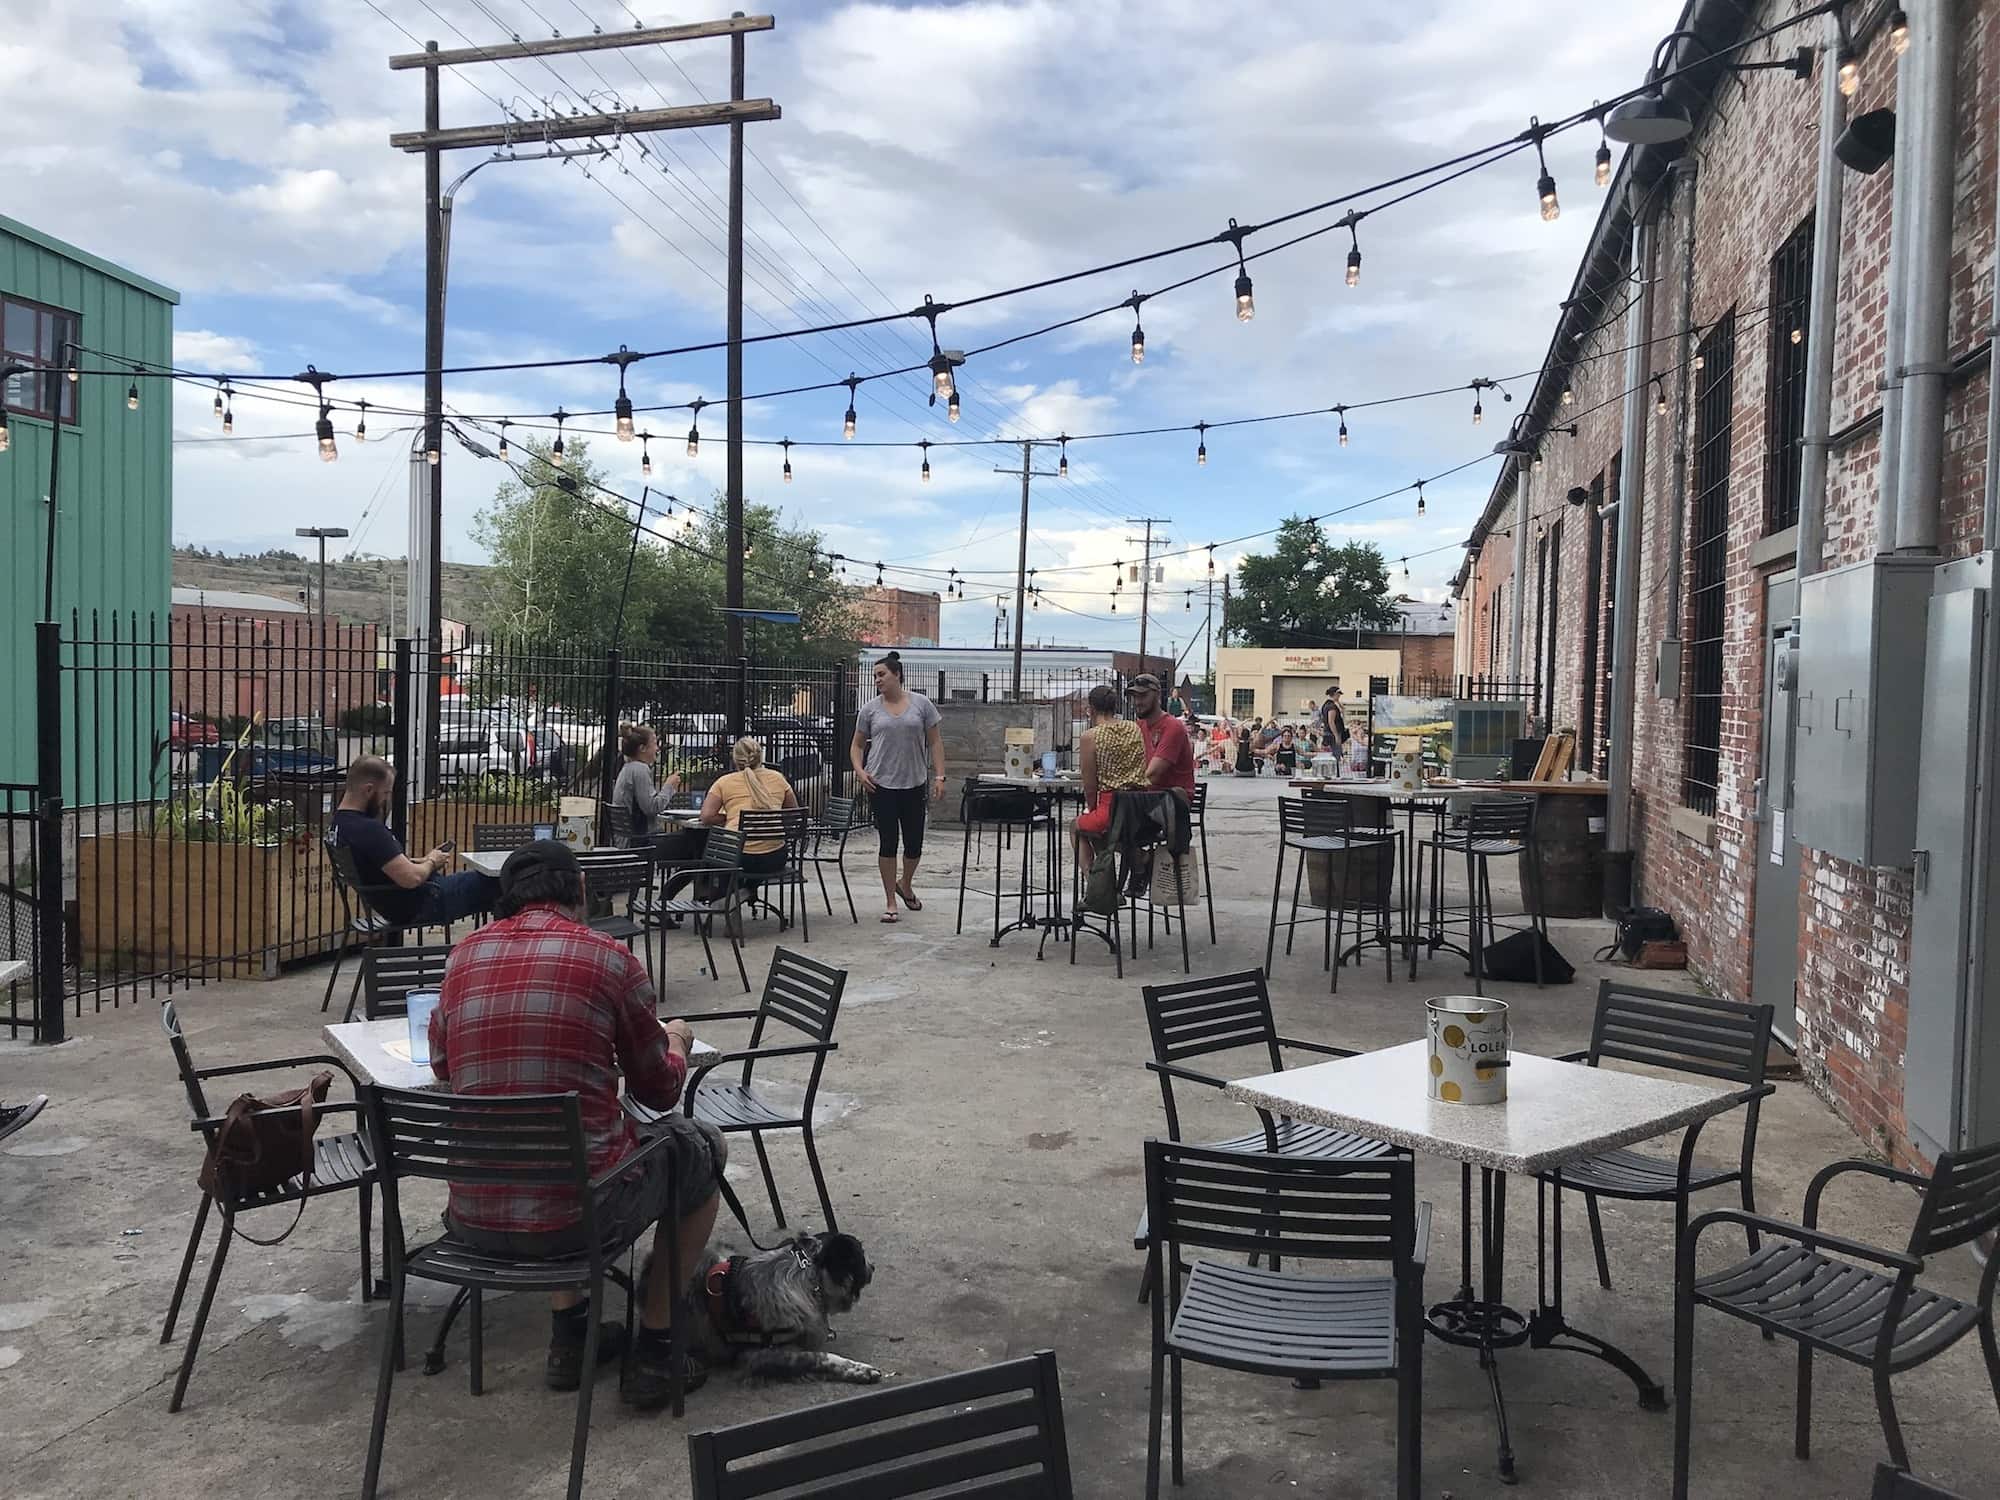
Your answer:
[1184,783,1217,944]
[1422,795,1546,995]
[1263,797,1395,979]
[1309,791,1400,993]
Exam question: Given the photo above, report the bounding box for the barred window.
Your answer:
[1765,217,1813,532]
[1683,314,1735,814]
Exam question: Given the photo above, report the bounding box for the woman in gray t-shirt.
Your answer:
[611,723,682,845]
[850,651,946,921]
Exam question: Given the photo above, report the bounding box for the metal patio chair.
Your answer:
[689,1350,1074,1499]
[737,807,811,941]
[361,1085,686,1500]
[1421,795,1547,995]
[640,827,751,992]
[1264,796,1395,978]
[1143,1139,1429,1500]
[158,1001,376,1413]
[1671,1139,2000,1497]
[801,793,864,924]
[1185,781,1218,943]
[322,838,451,1015]
[470,821,540,852]
[575,847,651,956]
[1133,969,1402,1303]
[629,946,845,1233]
[1539,980,1775,1289]
[354,942,452,1022]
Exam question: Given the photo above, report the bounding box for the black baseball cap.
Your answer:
[1125,673,1162,693]
[499,838,581,900]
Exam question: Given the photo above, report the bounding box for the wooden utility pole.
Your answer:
[993,440,1059,699]
[388,15,780,776]
[1126,517,1172,661]
[726,20,748,731]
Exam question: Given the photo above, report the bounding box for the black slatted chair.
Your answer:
[362,1085,687,1500]
[689,1350,1074,1499]
[576,847,650,957]
[1422,795,1546,994]
[1109,789,1193,975]
[642,827,751,993]
[1185,782,1217,944]
[630,946,845,1233]
[471,821,539,852]
[802,793,863,924]
[355,943,453,1022]
[322,840,393,1015]
[1264,797,1393,978]
[1672,1139,2000,1497]
[1132,969,1403,1302]
[159,1000,376,1413]
[1144,1140,1428,1500]
[1540,980,1774,1289]
[737,807,811,942]
[1873,1463,1971,1500]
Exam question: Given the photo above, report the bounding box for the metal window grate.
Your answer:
[1765,217,1813,533]
[1683,314,1735,813]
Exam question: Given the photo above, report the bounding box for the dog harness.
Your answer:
[703,1255,804,1346]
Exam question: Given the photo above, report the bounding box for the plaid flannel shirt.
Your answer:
[429,904,685,1234]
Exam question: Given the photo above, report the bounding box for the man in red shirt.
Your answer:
[430,840,723,1408]
[1127,674,1195,799]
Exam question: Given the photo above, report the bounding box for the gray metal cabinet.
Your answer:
[1792,556,1935,867]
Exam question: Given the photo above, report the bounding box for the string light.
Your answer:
[919,438,931,484]
[354,399,368,442]
[0,408,10,454]
[923,295,956,402]
[640,432,652,477]
[1653,376,1668,415]
[1226,218,1255,322]
[1532,117,1560,221]
[127,367,140,410]
[1416,480,1426,517]
[875,561,885,587]
[497,421,510,459]
[1472,388,1484,426]
[426,438,439,466]
[1594,104,1613,187]
[316,403,338,463]
[551,407,568,465]
[1837,49,1858,97]
[1127,290,1146,364]
[781,437,793,484]
[612,348,636,441]
[1195,421,1209,466]
[213,385,224,418]
[1185,591,1192,610]
[1693,350,1705,372]
[1058,434,1069,478]
[1790,325,1804,345]
[65,349,78,384]
[221,389,234,435]
[1561,383,1574,406]
[1110,594,1118,613]
[841,374,859,440]
[686,397,705,458]
[1207,545,1216,574]
[1402,557,1410,578]
[1335,405,1349,447]
[947,388,960,423]
[1341,211,1362,287]
[1889,8,1909,54]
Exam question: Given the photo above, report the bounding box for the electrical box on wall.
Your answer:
[1654,639,1682,699]
[1791,555,1935,867]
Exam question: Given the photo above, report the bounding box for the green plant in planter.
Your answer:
[157,780,302,845]
[449,770,556,808]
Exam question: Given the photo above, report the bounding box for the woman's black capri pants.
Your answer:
[871,783,927,859]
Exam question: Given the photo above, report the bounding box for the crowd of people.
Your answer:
[1175,685,1360,778]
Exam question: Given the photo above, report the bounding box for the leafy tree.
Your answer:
[1222,516,1400,646]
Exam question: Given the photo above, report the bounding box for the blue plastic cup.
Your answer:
[405,990,441,1068]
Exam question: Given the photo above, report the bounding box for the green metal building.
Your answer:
[1,213,178,792]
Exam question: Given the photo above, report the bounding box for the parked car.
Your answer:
[169,712,219,747]
[437,710,536,783]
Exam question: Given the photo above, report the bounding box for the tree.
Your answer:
[1222,517,1400,646]
[471,437,860,661]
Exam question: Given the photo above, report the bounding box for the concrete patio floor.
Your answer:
[3,772,1995,1499]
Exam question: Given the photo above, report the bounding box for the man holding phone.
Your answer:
[329,756,498,926]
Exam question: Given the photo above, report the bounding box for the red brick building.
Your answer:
[1451,0,1998,1165]
[170,590,380,726]
[852,586,940,646]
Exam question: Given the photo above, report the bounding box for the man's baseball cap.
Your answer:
[1125,673,1162,693]
[499,838,581,901]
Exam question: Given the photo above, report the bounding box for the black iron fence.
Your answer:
[1399,673,1540,703]
[11,612,848,1040]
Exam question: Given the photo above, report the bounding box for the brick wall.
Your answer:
[1457,0,1999,1165]
[854,587,941,646]
[170,606,382,727]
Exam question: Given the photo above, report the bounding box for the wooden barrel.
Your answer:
[1526,792,1605,919]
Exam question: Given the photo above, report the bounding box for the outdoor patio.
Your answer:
[3,774,1994,1498]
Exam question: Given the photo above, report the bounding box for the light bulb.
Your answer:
[222,405,233,435]
[1790,326,1803,345]
[1338,418,1349,447]
[1185,594,1192,610]
[843,406,857,440]
[1345,247,1361,287]
[1655,381,1668,415]
[1890,8,1909,54]
[1131,324,1145,364]
[1534,451,1544,471]
[930,352,955,400]
[1234,271,1255,322]
[1058,451,1069,478]
[1538,172,1560,221]
[921,459,931,483]
[426,445,440,466]
[354,401,368,442]
[947,389,960,423]
[920,440,931,483]
[498,426,510,459]
[1694,352,1705,372]
[1561,385,1574,406]
[1838,52,1859,97]
[686,424,699,458]
[552,433,565,466]
[614,393,634,441]
[1473,398,1483,426]
[782,439,793,483]
[1111,598,1118,612]
[316,413,338,463]
[1595,143,1612,188]
[213,388,224,417]
[127,381,139,410]
[1196,442,1207,467]
[640,442,652,478]
[1417,489,1426,516]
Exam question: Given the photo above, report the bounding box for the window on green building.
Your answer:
[2,296,80,424]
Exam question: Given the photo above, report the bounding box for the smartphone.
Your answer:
[439,839,456,854]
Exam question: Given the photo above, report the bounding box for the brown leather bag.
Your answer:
[198,1071,335,1212]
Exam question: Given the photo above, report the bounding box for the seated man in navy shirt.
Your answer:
[329,755,497,927]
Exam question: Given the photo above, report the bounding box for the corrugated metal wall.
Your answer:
[1,221,177,797]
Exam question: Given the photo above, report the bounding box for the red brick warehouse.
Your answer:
[1450,0,1999,1165]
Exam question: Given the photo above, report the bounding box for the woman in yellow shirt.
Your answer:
[700,736,799,874]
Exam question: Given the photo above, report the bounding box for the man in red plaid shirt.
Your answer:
[430,839,724,1407]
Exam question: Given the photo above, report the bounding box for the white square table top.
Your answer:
[324,1018,717,1093]
[1225,1040,1744,1176]
[459,849,511,877]
[0,959,30,989]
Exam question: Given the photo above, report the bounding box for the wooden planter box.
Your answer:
[77,831,341,981]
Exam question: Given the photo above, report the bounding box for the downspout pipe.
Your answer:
[1607,212,1657,873]
[1509,464,1530,681]
[1875,14,1918,551]
[1894,0,1958,555]
[1987,54,2000,549]
[1662,158,1699,644]
[1794,11,1846,585]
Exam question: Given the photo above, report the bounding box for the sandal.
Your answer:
[897,884,923,912]
[880,909,900,923]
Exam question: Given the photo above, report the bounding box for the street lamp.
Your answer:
[297,526,350,748]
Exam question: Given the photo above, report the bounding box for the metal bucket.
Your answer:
[1426,996,1511,1105]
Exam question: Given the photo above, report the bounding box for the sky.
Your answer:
[5,0,1679,659]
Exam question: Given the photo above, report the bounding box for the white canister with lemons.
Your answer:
[1425,996,1511,1105]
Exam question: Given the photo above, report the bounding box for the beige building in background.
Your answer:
[1213,646,1402,725]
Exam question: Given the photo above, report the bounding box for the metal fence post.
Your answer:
[832,659,850,798]
[734,656,751,738]
[391,636,413,845]
[598,647,623,844]
[33,621,67,1046]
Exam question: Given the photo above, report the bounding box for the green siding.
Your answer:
[2,224,177,799]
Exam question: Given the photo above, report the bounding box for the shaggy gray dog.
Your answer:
[652,1231,882,1383]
